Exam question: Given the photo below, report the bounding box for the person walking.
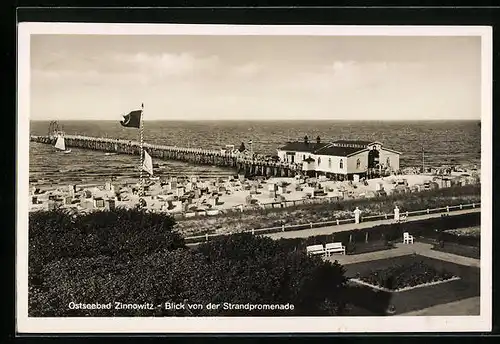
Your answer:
[354,206,361,224]
[394,205,400,222]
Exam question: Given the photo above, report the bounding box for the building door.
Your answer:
[368,149,380,169]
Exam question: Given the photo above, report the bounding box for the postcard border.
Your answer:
[16,23,493,333]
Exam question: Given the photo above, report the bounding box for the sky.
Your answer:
[30,34,482,121]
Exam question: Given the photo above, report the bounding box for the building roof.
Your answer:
[278,140,401,157]
[333,140,376,146]
[278,141,366,157]
[315,145,366,157]
[278,142,328,153]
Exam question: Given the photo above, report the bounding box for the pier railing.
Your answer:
[30,134,301,176]
[183,202,481,244]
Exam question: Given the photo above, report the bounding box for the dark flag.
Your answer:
[120,109,142,128]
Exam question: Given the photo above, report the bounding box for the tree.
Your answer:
[28,208,185,309]
[29,209,184,265]
[195,233,348,315]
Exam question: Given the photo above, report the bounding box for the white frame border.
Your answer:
[16,23,493,334]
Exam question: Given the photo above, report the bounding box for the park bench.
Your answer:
[325,242,346,256]
[403,232,414,244]
[306,244,325,256]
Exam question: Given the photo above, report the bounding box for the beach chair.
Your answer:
[306,244,325,256]
[403,232,414,244]
[325,242,346,256]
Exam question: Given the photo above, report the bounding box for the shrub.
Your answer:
[28,208,185,298]
[29,215,349,317]
[195,233,348,316]
[29,208,184,264]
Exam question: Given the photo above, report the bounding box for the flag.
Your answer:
[142,150,153,176]
[120,109,142,128]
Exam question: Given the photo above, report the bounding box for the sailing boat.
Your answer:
[54,134,71,154]
[142,150,159,181]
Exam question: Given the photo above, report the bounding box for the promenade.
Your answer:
[264,208,480,240]
[324,242,480,268]
[399,297,480,316]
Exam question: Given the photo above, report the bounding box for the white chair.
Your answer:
[306,244,326,256]
[325,242,346,256]
[403,232,414,244]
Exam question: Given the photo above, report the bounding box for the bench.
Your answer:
[325,242,346,256]
[306,244,325,256]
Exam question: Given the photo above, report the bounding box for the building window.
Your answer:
[303,155,305,160]
[386,157,391,167]
[328,158,332,168]
[356,158,361,169]
[339,159,344,169]
[318,157,321,165]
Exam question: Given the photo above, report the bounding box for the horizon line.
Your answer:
[29,118,481,122]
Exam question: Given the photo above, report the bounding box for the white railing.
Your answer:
[183,202,480,245]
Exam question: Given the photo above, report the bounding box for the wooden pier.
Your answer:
[30,134,302,177]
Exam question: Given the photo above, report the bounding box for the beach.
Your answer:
[29,167,480,221]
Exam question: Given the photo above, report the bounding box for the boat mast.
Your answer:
[422,145,425,173]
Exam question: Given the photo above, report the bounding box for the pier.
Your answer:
[30,134,302,177]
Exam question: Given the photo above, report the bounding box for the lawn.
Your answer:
[432,242,480,259]
[346,240,395,255]
[342,255,480,315]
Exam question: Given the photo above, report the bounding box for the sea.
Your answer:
[29,120,481,187]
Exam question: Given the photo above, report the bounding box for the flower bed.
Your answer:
[445,226,480,238]
[356,260,457,291]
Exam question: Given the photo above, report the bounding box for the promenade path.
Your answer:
[399,297,480,316]
[324,242,481,268]
[264,208,480,240]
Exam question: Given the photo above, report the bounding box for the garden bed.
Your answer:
[353,260,458,292]
[342,255,480,315]
[445,226,480,238]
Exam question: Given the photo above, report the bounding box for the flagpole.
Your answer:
[140,103,144,198]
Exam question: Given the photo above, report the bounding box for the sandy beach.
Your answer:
[29,166,480,218]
